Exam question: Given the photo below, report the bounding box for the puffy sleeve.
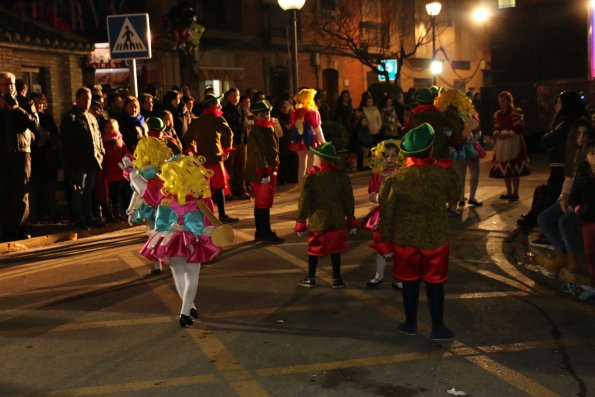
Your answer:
[183,210,205,236]
[154,205,178,232]
[143,178,164,207]
[305,109,321,129]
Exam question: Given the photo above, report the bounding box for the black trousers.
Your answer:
[0,152,31,239]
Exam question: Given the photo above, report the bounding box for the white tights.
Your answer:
[297,150,314,186]
[169,257,201,316]
[374,254,386,280]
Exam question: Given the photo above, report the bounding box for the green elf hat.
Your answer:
[200,93,223,106]
[146,116,165,131]
[310,142,339,162]
[430,85,442,97]
[414,88,436,105]
[399,123,435,157]
[250,100,272,114]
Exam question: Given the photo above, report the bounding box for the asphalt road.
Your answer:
[0,155,594,397]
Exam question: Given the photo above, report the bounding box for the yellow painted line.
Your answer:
[0,243,143,282]
[120,253,270,397]
[6,374,218,397]
[0,316,173,337]
[463,354,563,397]
[452,291,529,299]
[453,260,534,294]
[257,351,447,377]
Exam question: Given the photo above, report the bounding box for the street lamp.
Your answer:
[425,1,442,84]
[278,0,306,94]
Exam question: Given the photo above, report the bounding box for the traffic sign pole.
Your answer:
[130,59,138,97]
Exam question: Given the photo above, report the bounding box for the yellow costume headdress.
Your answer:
[366,139,403,174]
[159,155,214,205]
[134,137,174,170]
[434,89,477,116]
[294,88,318,111]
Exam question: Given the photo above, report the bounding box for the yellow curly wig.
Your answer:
[365,139,403,174]
[134,137,174,170]
[434,89,477,115]
[294,88,318,110]
[159,155,214,205]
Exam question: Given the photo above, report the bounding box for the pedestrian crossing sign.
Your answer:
[107,13,152,60]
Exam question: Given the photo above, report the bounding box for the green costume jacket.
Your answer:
[379,158,459,249]
[183,113,233,163]
[244,123,279,182]
[296,164,356,232]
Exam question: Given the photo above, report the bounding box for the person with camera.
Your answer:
[0,71,39,241]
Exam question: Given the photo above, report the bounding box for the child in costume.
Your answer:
[563,139,595,301]
[146,116,183,155]
[379,123,459,340]
[289,88,326,186]
[99,118,132,222]
[138,155,222,327]
[125,136,174,275]
[295,142,358,289]
[363,139,403,289]
[245,100,284,243]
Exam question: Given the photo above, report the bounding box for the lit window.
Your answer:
[498,0,515,8]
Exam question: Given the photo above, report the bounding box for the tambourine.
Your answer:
[196,200,235,247]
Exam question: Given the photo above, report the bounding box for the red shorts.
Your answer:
[308,229,348,256]
[392,243,449,283]
[250,173,277,209]
[204,162,228,190]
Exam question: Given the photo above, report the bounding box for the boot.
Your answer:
[543,252,566,273]
[255,208,284,243]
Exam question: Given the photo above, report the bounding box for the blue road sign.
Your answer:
[378,59,398,81]
[107,13,151,60]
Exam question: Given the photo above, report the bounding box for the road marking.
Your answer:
[5,374,218,397]
[119,253,270,397]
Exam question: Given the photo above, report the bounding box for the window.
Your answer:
[21,67,45,95]
[498,0,516,8]
[359,21,389,49]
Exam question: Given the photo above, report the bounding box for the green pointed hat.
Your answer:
[309,142,339,162]
[250,100,272,114]
[399,123,435,157]
[200,93,223,106]
[414,88,436,105]
[146,116,165,131]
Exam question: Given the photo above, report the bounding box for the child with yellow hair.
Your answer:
[362,139,403,289]
[289,88,327,186]
[125,136,173,275]
[139,155,222,328]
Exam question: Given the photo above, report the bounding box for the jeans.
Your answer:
[70,170,97,226]
[537,202,582,254]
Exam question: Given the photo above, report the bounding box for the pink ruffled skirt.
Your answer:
[140,231,222,264]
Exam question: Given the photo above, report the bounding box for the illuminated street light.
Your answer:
[426,1,442,84]
[472,6,490,23]
[430,59,443,75]
[278,0,306,94]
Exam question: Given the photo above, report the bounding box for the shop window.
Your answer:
[21,67,45,95]
[498,0,515,8]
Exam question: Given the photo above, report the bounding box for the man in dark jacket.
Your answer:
[222,87,249,199]
[0,72,39,241]
[60,87,105,230]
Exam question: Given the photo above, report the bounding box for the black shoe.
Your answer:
[298,276,316,288]
[179,314,195,328]
[219,215,239,223]
[398,322,417,336]
[509,194,519,201]
[151,268,162,276]
[499,193,513,200]
[332,278,345,289]
[458,200,466,207]
[468,198,483,207]
[431,326,455,341]
[190,307,198,319]
[366,278,383,288]
[255,232,285,244]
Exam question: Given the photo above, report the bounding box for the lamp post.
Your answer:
[278,0,306,94]
[425,1,442,85]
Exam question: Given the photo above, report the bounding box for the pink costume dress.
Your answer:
[363,166,396,255]
[138,180,221,264]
